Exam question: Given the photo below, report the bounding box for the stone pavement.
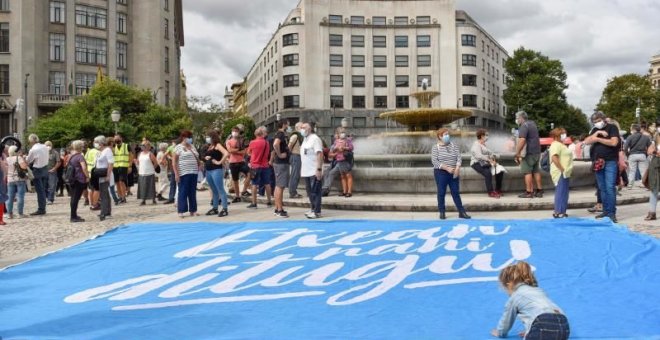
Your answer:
[0,188,657,269]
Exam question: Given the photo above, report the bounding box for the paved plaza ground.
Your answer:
[1,187,657,269]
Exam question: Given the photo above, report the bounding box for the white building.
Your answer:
[245,0,508,138]
[651,54,660,90]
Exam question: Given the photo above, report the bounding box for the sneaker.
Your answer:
[321,190,329,197]
[247,203,258,209]
[305,212,320,219]
[266,201,273,207]
[587,205,602,213]
[206,208,219,216]
[163,199,175,205]
[231,197,242,203]
[595,212,608,219]
[517,192,533,198]
[534,190,544,198]
[70,217,85,223]
[609,215,618,223]
[241,191,251,197]
[276,210,289,218]
[290,194,303,199]
[273,209,280,216]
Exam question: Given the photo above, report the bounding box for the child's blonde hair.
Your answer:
[499,261,538,288]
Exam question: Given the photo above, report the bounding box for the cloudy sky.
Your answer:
[181,0,660,113]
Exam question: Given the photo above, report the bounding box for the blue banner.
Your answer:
[1,219,659,339]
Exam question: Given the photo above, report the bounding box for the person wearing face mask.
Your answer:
[112,134,132,204]
[93,136,114,221]
[300,122,324,219]
[26,134,49,216]
[584,111,621,223]
[329,129,355,197]
[431,128,471,220]
[226,126,251,202]
[513,111,544,199]
[470,129,504,198]
[549,128,573,218]
[287,122,304,199]
[136,139,159,206]
[173,130,201,218]
[643,118,660,221]
[44,141,61,205]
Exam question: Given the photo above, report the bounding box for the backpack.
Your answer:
[64,163,76,185]
[14,157,28,180]
[540,149,551,173]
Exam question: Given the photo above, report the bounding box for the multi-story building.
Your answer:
[651,54,660,90]
[231,80,247,117]
[0,0,184,139]
[244,0,508,139]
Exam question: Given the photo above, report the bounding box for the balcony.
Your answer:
[37,93,77,108]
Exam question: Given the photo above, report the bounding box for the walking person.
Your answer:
[432,128,471,220]
[300,122,324,219]
[6,146,28,220]
[44,141,61,205]
[272,120,291,217]
[246,127,272,209]
[288,122,304,199]
[156,143,170,201]
[470,129,504,198]
[549,128,573,218]
[624,124,651,189]
[93,136,114,221]
[203,131,230,217]
[26,134,49,216]
[514,111,544,198]
[137,140,159,206]
[173,130,200,218]
[68,140,89,223]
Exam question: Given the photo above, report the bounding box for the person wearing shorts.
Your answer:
[514,111,543,198]
[246,127,272,208]
[226,126,251,202]
[272,120,291,217]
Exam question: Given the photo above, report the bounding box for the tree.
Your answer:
[504,47,582,135]
[30,80,191,147]
[222,115,256,141]
[558,105,591,137]
[596,73,658,130]
[186,96,234,141]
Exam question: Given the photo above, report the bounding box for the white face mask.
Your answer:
[560,133,567,141]
[301,130,308,138]
[94,143,100,149]
[594,121,605,129]
[205,137,212,144]
[339,133,347,139]
[231,131,239,138]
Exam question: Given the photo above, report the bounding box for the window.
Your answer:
[165,80,170,105]
[372,16,386,25]
[416,16,431,24]
[283,53,299,66]
[0,0,8,11]
[331,117,344,127]
[351,55,365,67]
[0,64,7,94]
[395,55,409,67]
[0,23,7,53]
[394,16,408,25]
[417,35,430,47]
[374,96,388,108]
[352,96,365,108]
[49,33,65,61]
[164,46,169,73]
[330,95,344,108]
[374,55,386,67]
[396,96,409,108]
[462,74,477,86]
[417,75,432,87]
[75,36,107,65]
[395,36,408,48]
[283,95,299,108]
[330,75,343,87]
[461,34,476,46]
[164,18,169,39]
[75,5,107,29]
[462,54,477,66]
[75,73,96,95]
[374,75,387,88]
[283,74,299,87]
[49,71,65,94]
[50,1,65,23]
[117,42,127,69]
[117,13,127,33]
[329,15,343,24]
[117,0,127,4]
[353,117,367,127]
[163,0,169,11]
[329,54,343,67]
[463,94,477,107]
[283,33,298,46]
[396,75,409,88]
[417,55,431,67]
[351,35,364,47]
[350,16,364,25]
[373,36,386,48]
[117,74,129,84]
[352,75,365,88]
[329,34,343,46]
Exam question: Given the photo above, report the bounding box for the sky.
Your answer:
[180,0,660,113]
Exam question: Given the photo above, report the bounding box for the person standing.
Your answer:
[173,130,200,218]
[624,124,651,189]
[156,143,170,201]
[26,134,49,216]
[300,122,324,219]
[272,120,291,217]
[44,141,61,205]
[514,111,543,198]
[113,134,132,204]
[644,118,660,221]
[0,151,6,225]
[549,128,573,218]
[584,111,621,222]
[246,127,272,209]
[288,122,304,199]
[226,126,251,202]
[204,130,230,217]
[470,129,504,198]
[83,141,98,208]
[330,130,355,197]
[6,146,28,219]
[432,128,471,220]
[93,136,114,221]
[164,139,177,205]
[68,140,89,223]
[137,140,159,206]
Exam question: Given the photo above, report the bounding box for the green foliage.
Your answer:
[596,73,658,130]
[30,80,191,147]
[222,115,256,141]
[558,105,591,137]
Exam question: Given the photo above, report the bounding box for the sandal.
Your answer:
[345,193,353,198]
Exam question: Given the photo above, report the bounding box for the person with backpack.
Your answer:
[67,140,89,223]
[287,122,304,199]
[549,128,573,218]
[6,146,29,220]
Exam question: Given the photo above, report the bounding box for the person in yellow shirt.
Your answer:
[84,141,100,209]
[549,128,573,219]
[113,134,133,203]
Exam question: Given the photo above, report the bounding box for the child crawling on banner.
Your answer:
[491,262,570,340]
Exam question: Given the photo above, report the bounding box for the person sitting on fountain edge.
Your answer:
[470,129,504,198]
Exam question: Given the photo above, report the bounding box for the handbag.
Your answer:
[14,157,28,180]
[592,158,605,172]
[478,160,491,168]
[93,167,108,178]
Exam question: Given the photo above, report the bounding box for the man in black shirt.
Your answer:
[272,120,291,218]
[584,111,620,222]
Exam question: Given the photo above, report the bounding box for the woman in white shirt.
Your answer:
[137,140,159,206]
[6,146,28,220]
[93,136,114,221]
[156,143,170,201]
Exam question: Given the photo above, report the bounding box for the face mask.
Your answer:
[594,121,605,129]
[47,146,52,151]
[301,130,308,138]
[516,119,522,126]
[94,143,100,149]
[657,128,660,133]
[286,126,293,133]
[186,138,193,145]
[205,137,212,144]
[232,131,239,138]
[442,135,450,144]
[340,133,347,139]
[560,134,567,141]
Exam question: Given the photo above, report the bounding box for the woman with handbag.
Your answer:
[6,146,28,221]
[93,136,114,221]
[470,129,504,198]
[137,139,159,206]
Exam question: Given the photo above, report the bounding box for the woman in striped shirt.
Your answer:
[173,130,200,218]
[432,128,471,220]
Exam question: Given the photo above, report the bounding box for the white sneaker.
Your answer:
[305,212,321,219]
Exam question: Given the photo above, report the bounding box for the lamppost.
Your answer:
[635,98,641,124]
[23,73,30,139]
[111,110,121,134]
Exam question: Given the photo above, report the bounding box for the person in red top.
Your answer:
[246,127,272,208]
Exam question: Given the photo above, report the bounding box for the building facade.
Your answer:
[0,0,184,139]
[231,80,247,117]
[244,0,508,139]
[651,54,660,90]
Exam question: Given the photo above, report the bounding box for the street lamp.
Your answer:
[111,110,121,134]
[23,73,30,140]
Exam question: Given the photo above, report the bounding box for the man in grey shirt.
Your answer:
[45,141,61,204]
[624,124,651,188]
[514,111,544,198]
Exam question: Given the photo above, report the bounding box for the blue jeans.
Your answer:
[434,169,465,213]
[47,172,59,202]
[554,175,570,214]
[110,185,119,203]
[305,176,322,214]
[288,154,302,196]
[206,168,228,210]
[177,174,197,214]
[595,160,618,217]
[168,172,177,201]
[525,313,570,340]
[32,166,48,213]
[6,181,27,215]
